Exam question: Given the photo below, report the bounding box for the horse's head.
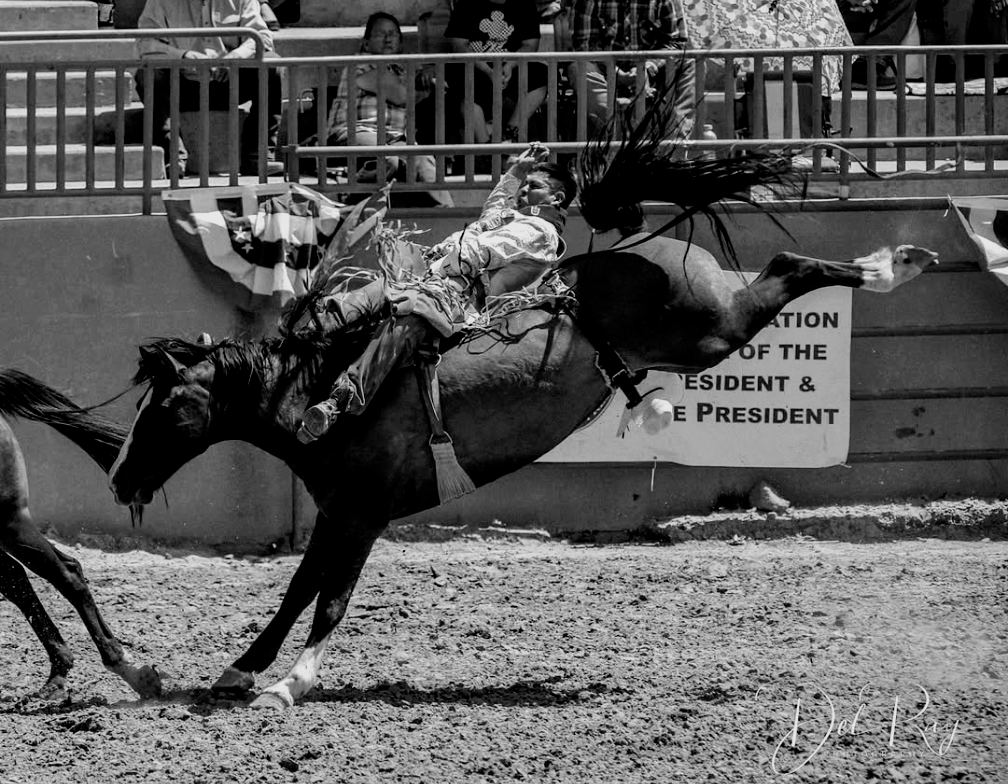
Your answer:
[109,337,218,510]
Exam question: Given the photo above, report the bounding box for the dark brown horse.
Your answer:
[106,84,937,708]
[0,369,161,700]
[106,230,936,709]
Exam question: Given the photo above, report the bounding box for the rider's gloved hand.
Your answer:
[508,142,550,177]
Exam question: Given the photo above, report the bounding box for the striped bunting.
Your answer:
[163,183,352,309]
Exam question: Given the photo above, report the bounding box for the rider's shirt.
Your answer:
[421,170,564,333]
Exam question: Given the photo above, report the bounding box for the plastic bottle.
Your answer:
[699,123,719,161]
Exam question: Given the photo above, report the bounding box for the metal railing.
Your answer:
[0,28,270,213]
[1,32,1007,213]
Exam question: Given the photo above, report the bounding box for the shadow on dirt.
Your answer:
[155,679,626,712]
[302,678,625,708]
[1,694,110,717]
[8,679,629,716]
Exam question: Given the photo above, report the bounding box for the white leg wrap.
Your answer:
[257,634,331,707]
[852,248,898,293]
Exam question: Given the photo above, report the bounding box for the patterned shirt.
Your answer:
[570,0,689,54]
[327,63,409,141]
[444,0,541,52]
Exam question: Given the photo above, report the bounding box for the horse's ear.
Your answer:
[166,352,188,378]
[139,344,188,381]
[196,332,213,346]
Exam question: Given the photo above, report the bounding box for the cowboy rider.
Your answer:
[297,142,578,443]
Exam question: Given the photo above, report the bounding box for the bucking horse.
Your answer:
[0,370,160,701]
[106,89,938,709]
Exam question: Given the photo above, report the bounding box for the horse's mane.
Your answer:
[134,330,375,413]
[133,337,276,387]
[574,58,804,266]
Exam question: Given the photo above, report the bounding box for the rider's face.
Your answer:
[517,172,561,209]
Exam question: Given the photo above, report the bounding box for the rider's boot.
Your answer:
[297,376,357,444]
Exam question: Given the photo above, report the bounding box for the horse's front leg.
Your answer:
[250,517,386,710]
[212,511,333,695]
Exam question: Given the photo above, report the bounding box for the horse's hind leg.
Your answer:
[212,511,334,695]
[0,549,73,700]
[0,507,162,698]
[251,516,385,710]
[709,246,938,360]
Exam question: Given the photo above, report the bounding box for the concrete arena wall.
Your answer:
[0,205,1004,547]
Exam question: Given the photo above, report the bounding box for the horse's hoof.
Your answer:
[212,666,255,695]
[250,690,292,711]
[126,664,163,699]
[17,676,70,707]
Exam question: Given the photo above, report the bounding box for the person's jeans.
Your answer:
[134,60,281,168]
[315,279,429,415]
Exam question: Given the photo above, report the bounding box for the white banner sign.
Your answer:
[540,279,852,467]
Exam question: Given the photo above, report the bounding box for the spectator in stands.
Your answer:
[326,12,453,207]
[136,0,283,176]
[837,0,918,89]
[568,0,696,140]
[682,0,850,101]
[917,0,1008,80]
[444,0,549,144]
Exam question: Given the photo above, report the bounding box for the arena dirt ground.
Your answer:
[0,502,1005,784]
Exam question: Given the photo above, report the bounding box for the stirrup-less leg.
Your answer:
[297,377,356,444]
[297,316,428,444]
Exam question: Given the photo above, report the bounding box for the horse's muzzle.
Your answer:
[109,478,154,508]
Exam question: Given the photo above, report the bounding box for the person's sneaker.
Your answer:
[851,56,897,91]
[297,399,342,444]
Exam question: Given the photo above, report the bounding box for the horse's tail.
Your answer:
[575,60,803,262]
[0,369,128,473]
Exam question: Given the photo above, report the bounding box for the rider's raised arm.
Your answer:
[477,143,550,220]
[478,169,524,220]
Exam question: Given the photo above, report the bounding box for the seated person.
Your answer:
[136,0,283,176]
[837,0,918,89]
[444,0,549,143]
[916,0,1008,80]
[568,0,696,140]
[683,0,850,129]
[296,143,577,443]
[326,12,453,207]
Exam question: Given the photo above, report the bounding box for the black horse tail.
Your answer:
[0,368,128,473]
[575,60,804,263]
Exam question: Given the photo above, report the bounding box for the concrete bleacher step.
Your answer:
[7,106,91,145]
[0,0,97,31]
[4,143,164,183]
[0,37,136,63]
[846,90,1008,160]
[6,69,135,108]
[6,102,145,145]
